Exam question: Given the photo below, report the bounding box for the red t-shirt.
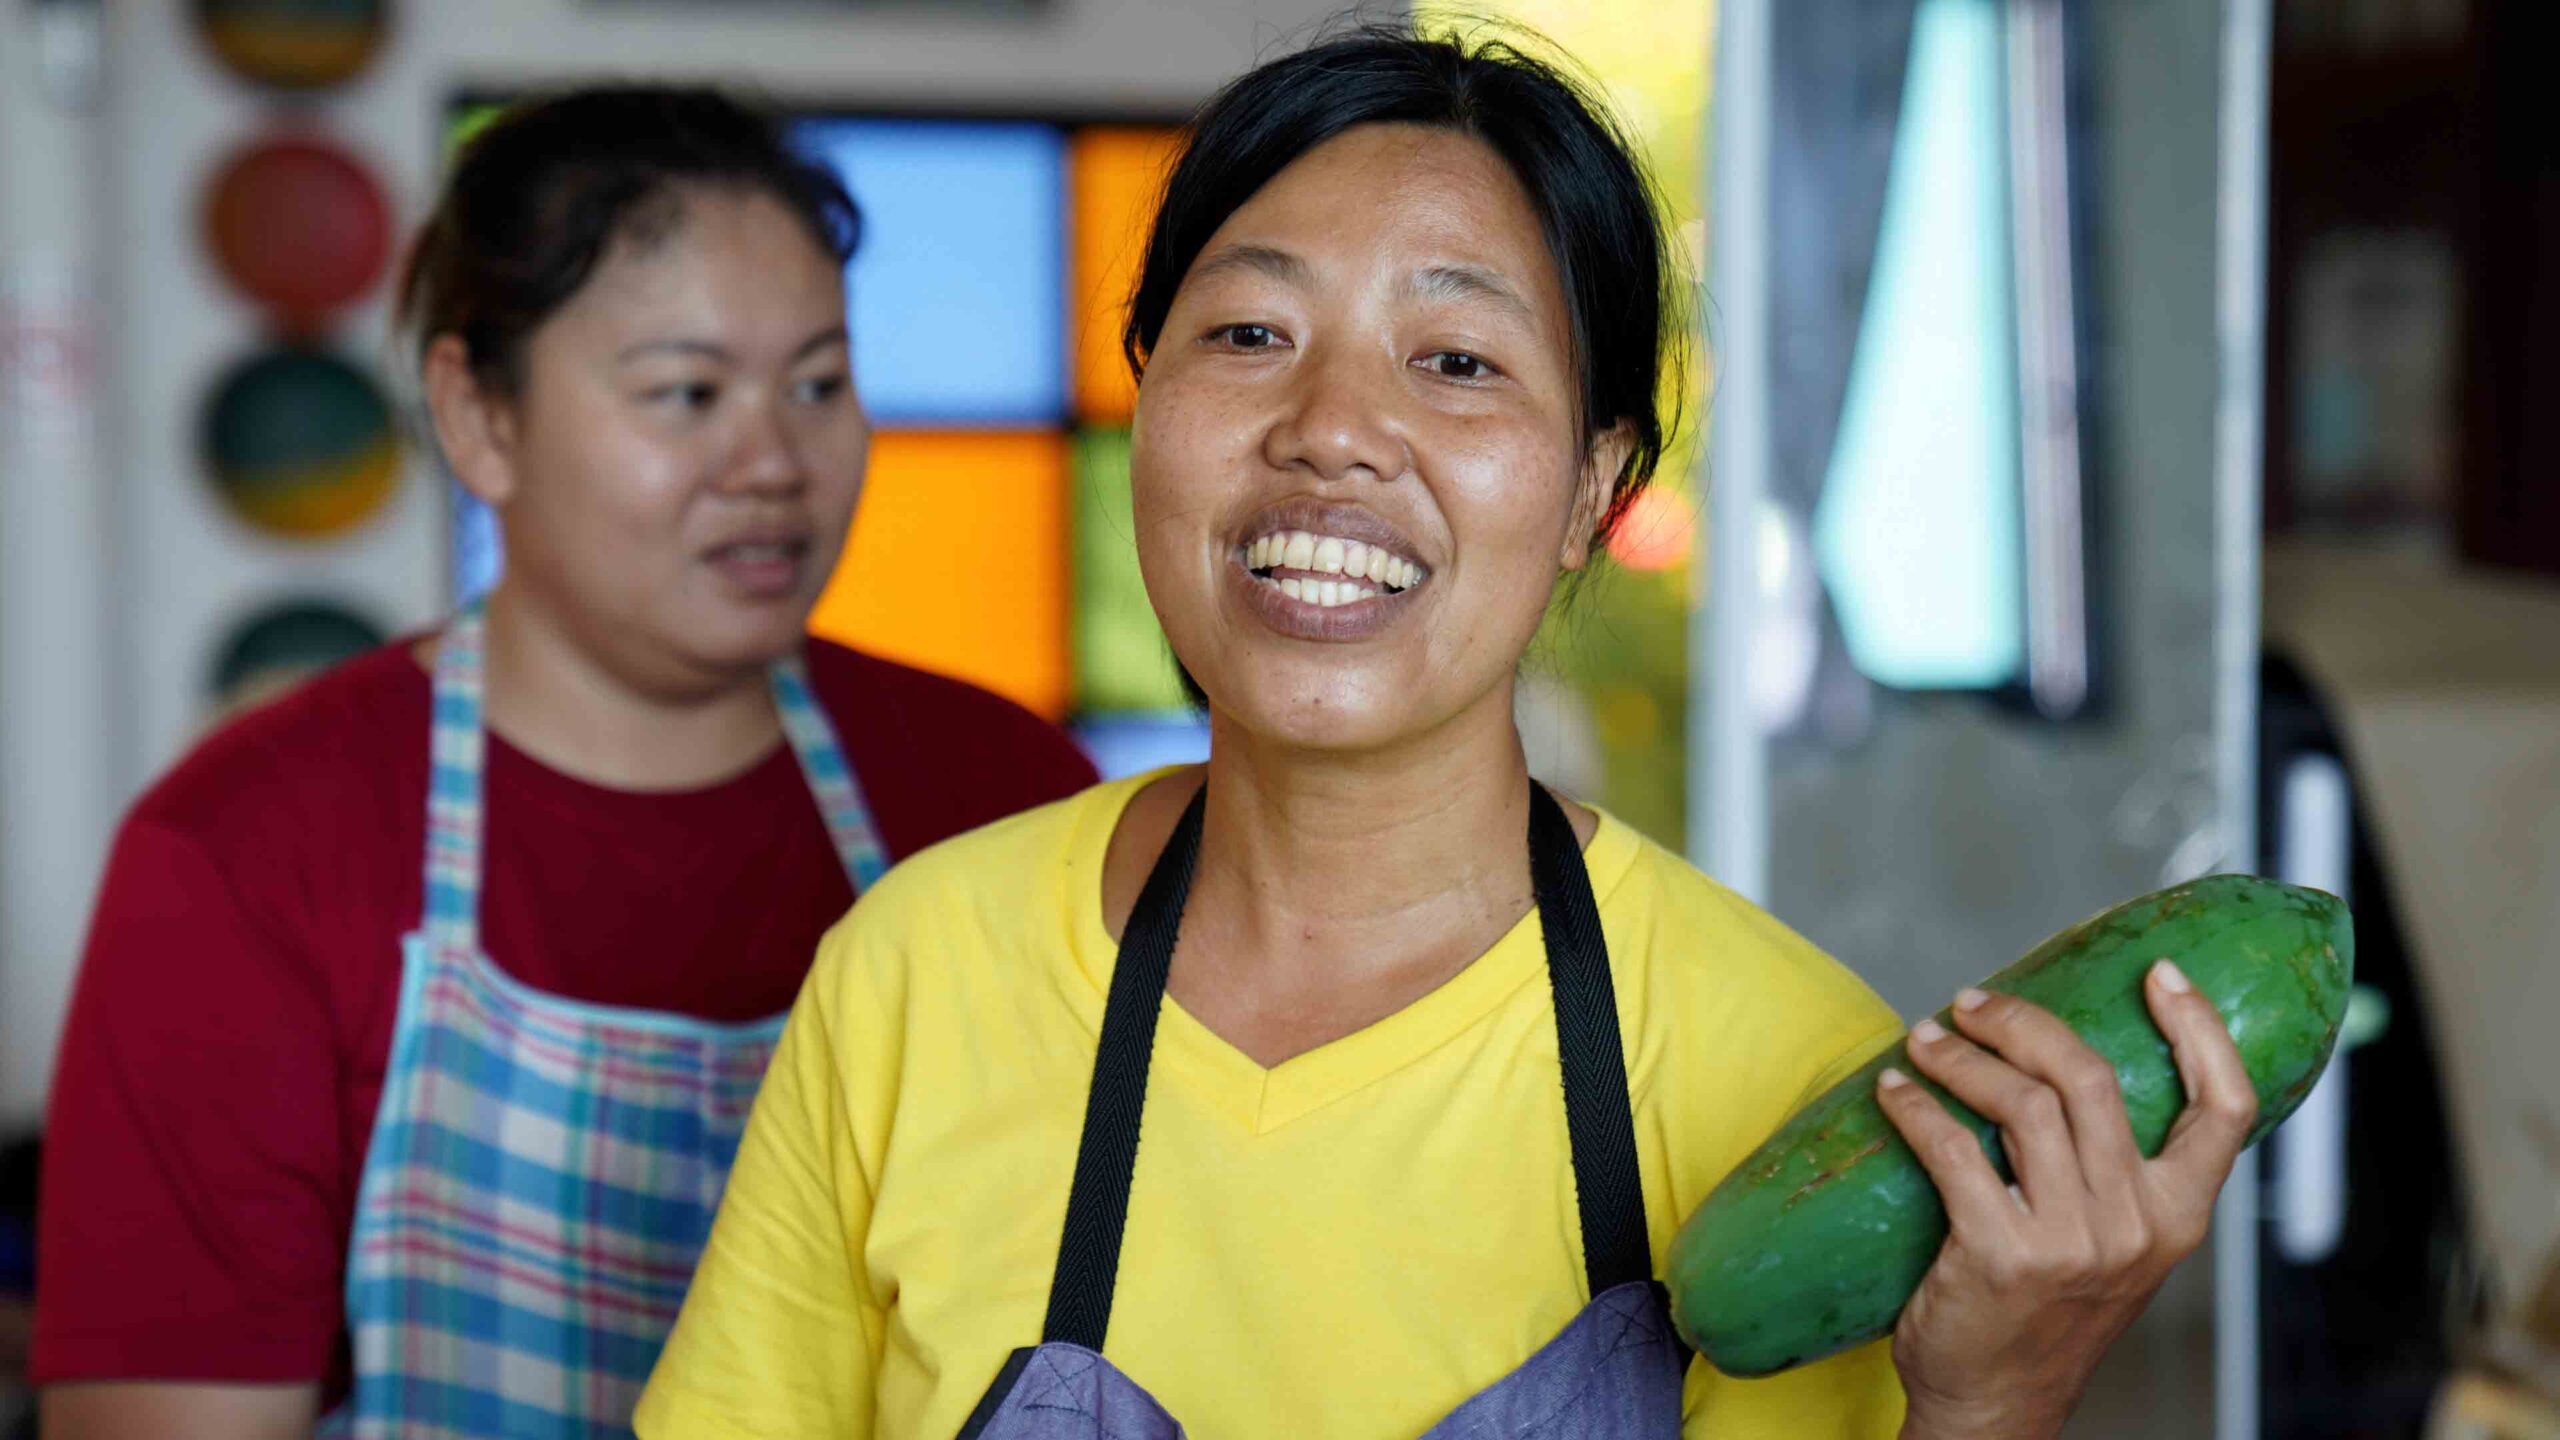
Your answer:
[32,638,1096,1394]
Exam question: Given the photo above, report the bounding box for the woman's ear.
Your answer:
[1560,419,1636,571]
[421,334,521,508]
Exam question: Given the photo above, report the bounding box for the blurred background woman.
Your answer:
[35,87,1093,1439]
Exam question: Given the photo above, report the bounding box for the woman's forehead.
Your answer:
[1186,126,1562,318]
[548,192,844,347]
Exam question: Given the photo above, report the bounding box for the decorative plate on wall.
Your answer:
[203,133,393,327]
[207,597,387,717]
[193,0,389,92]
[201,345,401,540]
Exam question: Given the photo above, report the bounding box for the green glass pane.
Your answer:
[1072,427,1189,713]
[1532,563,1691,849]
[445,102,509,162]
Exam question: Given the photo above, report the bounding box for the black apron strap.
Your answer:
[1526,783,1655,1297]
[1035,781,1651,1354]
[1040,788,1206,1350]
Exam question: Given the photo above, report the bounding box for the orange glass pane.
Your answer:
[808,431,1071,719]
[1070,127,1183,425]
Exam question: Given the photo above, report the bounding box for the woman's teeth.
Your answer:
[1275,576,1377,607]
[1243,530,1423,599]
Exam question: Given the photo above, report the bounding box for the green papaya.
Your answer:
[1667,874,2353,1377]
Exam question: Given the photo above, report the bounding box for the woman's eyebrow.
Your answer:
[612,327,847,366]
[1408,263,1534,325]
[791,324,851,360]
[616,338,731,364]
[1188,243,1311,289]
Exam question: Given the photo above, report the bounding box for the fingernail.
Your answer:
[2155,959,2193,994]
[1911,1019,1948,1045]
[1955,987,1991,1012]
[1879,1067,1912,1090]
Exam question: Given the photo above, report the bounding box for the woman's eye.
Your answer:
[1422,351,1493,381]
[793,373,851,406]
[1209,323,1282,351]
[650,381,720,412]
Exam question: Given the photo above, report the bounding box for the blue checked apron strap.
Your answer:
[428,608,891,960]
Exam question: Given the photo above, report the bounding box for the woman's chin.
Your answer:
[670,603,814,675]
[1201,674,1441,756]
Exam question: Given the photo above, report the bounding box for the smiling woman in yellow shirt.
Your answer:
[641,770,1904,1437]
[638,22,2256,1440]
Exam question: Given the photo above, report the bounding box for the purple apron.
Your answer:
[959,784,1688,1438]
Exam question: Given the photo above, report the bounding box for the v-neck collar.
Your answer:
[1061,770,1644,1136]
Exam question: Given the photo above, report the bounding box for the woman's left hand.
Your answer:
[1876,961,2258,1440]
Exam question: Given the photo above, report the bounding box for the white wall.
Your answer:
[0,0,1369,1128]
[1,4,117,1132]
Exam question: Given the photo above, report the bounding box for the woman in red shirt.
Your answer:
[34,86,1094,1438]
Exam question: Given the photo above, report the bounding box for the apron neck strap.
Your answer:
[1525,780,1655,1300]
[1040,786,1205,1352]
[418,609,888,954]
[423,607,492,954]
[1039,781,1653,1354]
[769,654,891,891]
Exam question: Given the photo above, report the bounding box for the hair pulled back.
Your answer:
[1127,23,1685,543]
[399,85,860,393]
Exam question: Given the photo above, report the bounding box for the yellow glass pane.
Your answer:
[808,430,1071,719]
[1412,2,1714,848]
[1070,127,1184,425]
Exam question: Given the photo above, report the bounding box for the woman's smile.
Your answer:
[1225,498,1435,641]
[698,525,817,603]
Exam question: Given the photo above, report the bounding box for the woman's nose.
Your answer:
[721,393,812,496]
[1261,343,1409,484]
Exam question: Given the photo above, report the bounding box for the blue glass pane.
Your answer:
[1812,0,2024,691]
[795,118,1067,426]
[1071,710,1210,781]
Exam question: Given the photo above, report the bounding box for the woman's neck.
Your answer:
[1129,682,1589,1068]
[1199,694,1536,945]
[472,581,785,792]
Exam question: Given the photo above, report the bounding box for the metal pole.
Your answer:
[2210,0,2273,1433]
[1697,0,1771,900]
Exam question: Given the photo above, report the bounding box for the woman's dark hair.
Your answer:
[399,85,861,392]
[1125,22,1684,547]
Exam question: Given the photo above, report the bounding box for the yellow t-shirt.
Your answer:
[637,773,1908,1439]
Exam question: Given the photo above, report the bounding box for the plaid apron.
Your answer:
[329,607,887,1438]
